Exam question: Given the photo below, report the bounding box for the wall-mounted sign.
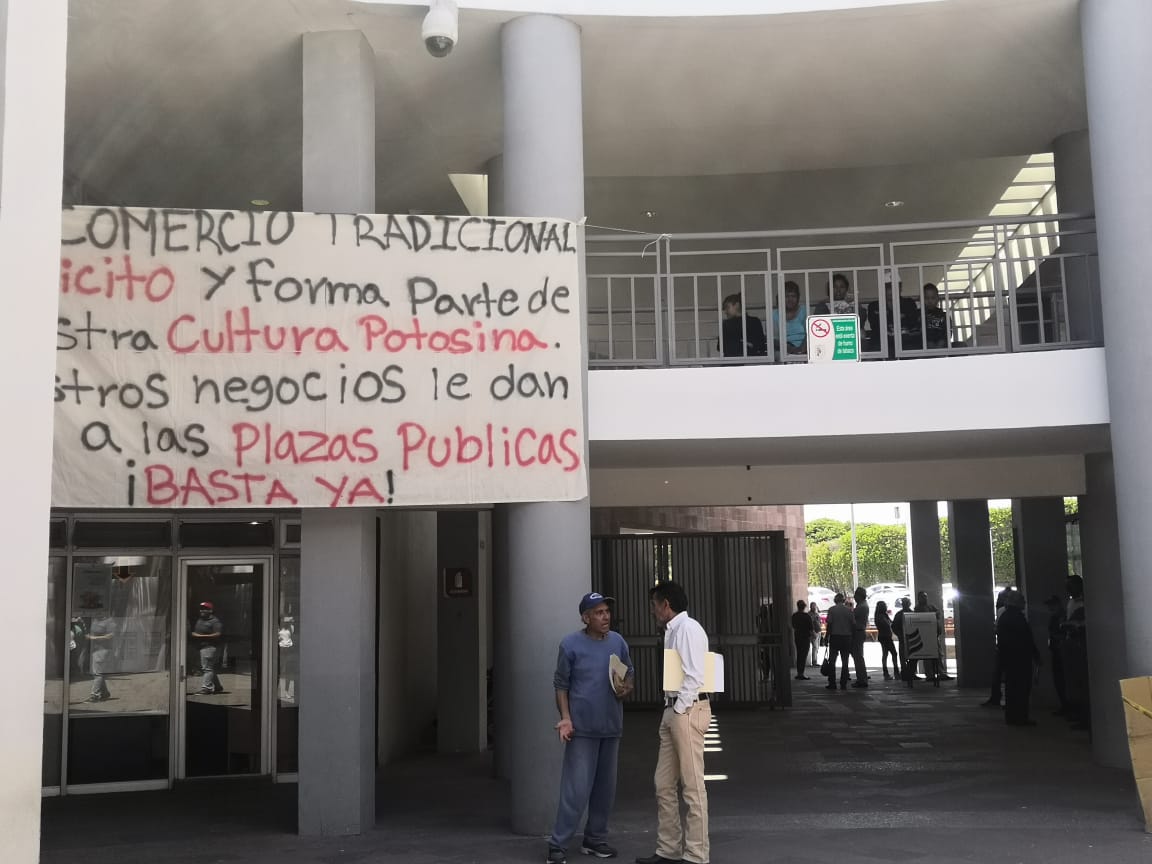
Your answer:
[807,314,860,363]
[54,207,587,508]
[443,567,473,599]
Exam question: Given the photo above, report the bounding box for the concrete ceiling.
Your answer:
[63,0,1086,230]
[589,424,1111,469]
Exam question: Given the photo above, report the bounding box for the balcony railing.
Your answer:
[585,213,1100,368]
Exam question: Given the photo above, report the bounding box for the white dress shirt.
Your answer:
[664,610,709,714]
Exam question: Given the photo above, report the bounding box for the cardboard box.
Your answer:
[1120,676,1152,832]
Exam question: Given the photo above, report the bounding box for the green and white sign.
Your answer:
[807,314,859,363]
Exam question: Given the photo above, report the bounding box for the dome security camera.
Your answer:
[422,0,458,58]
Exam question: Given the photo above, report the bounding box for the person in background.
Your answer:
[892,597,917,682]
[773,281,808,355]
[914,592,943,683]
[808,603,822,670]
[983,585,1013,707]
[1061,575,1090,730]
[547,592,634,864]
[85,612,115,703]
[791,600,813,681]
[998,589,1041,727]
[824,593,854,691]
[874,600,900,681]
[1044,594,1069,717]
[850,586,870,688]
[922,283,949,348]
[719,292,768,358]
[191,601,224,695]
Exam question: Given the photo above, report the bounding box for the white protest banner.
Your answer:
[54,207,587,508]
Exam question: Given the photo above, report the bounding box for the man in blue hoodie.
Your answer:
[547,593,635,864]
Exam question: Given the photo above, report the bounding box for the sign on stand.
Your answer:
[54,206,587,509]
[807,314,859,363]
[903,612,941,661]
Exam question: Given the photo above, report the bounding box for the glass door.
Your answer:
[177,559,270,778]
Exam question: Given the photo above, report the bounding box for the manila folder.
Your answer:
[662,648,724,693]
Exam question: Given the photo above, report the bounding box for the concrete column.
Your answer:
[299,511,377,835]
[1082,0,1152,677]
[302,30,375,213]
[1051,130,1100,342]
[0,4,67,862]
[298,29,377,837]
[909,501,943,608]
[436,511,491,754]
[910,500,948,673]
[491,505,513,781]
[502,14,591,835]
[486,154,504,221]
[949,501,996,689]
[1011,497,1069,707]
[1079,454,1131,767]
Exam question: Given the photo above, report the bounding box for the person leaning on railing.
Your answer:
[773,281,808,356]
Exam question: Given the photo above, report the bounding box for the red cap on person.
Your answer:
[199,601,214,610]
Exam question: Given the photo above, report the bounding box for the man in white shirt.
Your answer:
[636,581,711,864]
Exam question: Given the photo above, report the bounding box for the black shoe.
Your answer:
[795,675,809,680]
[939,674,954,681]
[635,856,680,864]
[547,848,567,864]
[840,683,847,690]
[851,681,868,689]
[582,842,618,859]
[883,673,893,680]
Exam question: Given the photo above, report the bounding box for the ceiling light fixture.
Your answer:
[644,210,657,219]
[250,199,270,207]
[884,200,905,208]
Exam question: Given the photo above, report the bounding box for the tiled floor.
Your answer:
[41,676,1150,863]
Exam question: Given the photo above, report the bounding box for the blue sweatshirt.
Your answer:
[553,629,634,738]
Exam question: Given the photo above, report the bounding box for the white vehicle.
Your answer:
[866,582,907,599]
[807,586,836,611]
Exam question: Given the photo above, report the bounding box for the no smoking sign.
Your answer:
[807,315,860,363]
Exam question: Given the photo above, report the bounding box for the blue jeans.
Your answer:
[549,735,620,851]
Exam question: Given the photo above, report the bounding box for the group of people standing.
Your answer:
[546,582,713,864]
[791,589,951,690]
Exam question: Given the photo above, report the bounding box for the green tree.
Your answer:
[806,518,849,546]
[807,522,909,595]
[937,507,1016,586]
[1065,497,1079,516]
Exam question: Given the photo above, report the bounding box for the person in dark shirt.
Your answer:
[997,590,1041,726]
[791,600,813,680]
[850,587,870,688]
[720,293,768,358]
[922,283,949,348]
[874,601,900,681]
[1044,594,1069,716]
[892,597,916,682]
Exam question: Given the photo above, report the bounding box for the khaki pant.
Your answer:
[654,701,711,864]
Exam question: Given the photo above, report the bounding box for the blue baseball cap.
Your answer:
[579,592,614,614]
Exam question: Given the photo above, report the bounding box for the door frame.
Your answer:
[173,556,274,780]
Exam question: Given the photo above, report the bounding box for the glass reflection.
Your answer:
[277,557,300,773]
[69,556,171,715]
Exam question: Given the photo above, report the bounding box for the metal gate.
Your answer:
[591,531,793,708]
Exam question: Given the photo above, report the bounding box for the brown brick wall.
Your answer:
[590,505,808,606]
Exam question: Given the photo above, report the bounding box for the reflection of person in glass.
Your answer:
[191,601,224,694]
[86,612,115,702]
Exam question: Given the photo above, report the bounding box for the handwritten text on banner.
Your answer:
[53,207,587,508]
